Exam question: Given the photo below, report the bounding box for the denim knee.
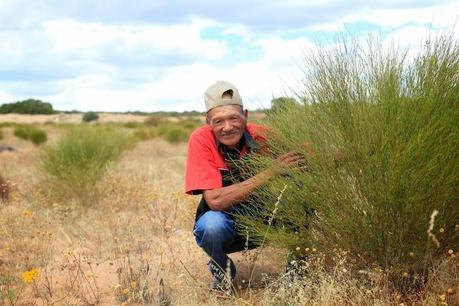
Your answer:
[193,211,236,247]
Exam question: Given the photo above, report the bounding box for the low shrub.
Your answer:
[180,118,202,130]
[144,115,164,127]
[13,125,47,145]
[82,112,99,122]
[0,128,3,140]
[41,126,134,205]
[133,127,157,141]
[134,121,195,143]
[123,121,140,129]
[157,124,190,143]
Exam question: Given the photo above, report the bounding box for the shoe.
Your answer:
[209,275,235,296]
[208,257,236,295]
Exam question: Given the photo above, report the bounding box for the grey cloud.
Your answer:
[0,0,452,32]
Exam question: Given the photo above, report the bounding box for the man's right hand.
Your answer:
[272,151,308,175]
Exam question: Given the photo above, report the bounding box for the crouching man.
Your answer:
[185,81,304,291]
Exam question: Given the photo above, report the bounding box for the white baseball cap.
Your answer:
[204,80,243,112]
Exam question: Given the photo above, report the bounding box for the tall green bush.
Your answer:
[238,35,459,291]
[41,126,134,205]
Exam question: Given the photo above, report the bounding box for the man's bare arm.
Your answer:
[203,152,305,211]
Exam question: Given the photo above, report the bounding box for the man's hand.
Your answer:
[272,151,308,175]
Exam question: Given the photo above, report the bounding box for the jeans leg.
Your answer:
[193,211,237,279]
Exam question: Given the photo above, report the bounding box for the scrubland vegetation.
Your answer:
[1,34,458,305]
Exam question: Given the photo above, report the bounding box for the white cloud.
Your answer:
[1,1,458,111]
[42,18,227,63]
[344,1,459,29]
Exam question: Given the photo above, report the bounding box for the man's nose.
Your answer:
[222,120,232,131]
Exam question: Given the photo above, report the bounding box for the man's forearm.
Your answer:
[203,169,274,211]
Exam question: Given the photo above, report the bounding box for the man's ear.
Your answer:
[244,109,248,120]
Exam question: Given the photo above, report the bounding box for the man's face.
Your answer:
[207,105,248,149]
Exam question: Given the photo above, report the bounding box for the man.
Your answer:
[185,81,303,291]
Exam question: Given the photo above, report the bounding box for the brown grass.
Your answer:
[0,120,457,305]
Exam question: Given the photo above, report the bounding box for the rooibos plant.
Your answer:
[237,34,459,292]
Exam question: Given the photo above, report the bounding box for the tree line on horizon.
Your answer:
[0,97,298,116]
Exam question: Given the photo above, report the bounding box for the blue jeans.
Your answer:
[193,209,255,280]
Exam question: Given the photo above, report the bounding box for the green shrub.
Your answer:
[163,125,190,143]
[13,125,47,145]
[82,111,99,122]
[133,127,157,141]
[156,123,191,143]
[0,99,54,114]
[144,115,164,127]
[238,35,459,292]
[134,122,193,143]
[123,121,140,129]
[180,118,202,130]
[0,128,3,140]
[41,126,134,205]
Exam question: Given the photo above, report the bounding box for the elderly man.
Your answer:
[185,81,303,291]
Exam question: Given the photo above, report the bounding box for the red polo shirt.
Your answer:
[185,123,266,195]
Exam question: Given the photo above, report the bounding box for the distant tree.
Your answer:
[82,112,99,122]
[0,99,55,114]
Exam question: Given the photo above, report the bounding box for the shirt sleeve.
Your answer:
[185,133,223,194]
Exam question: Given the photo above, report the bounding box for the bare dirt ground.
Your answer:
[0,124,285,305]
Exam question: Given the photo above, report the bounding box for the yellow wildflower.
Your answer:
[22,268,40,283]
[22,210,33,217]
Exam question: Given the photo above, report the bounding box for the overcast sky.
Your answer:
[0,1,458,112]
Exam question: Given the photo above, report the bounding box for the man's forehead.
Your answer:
[207,104,243,118]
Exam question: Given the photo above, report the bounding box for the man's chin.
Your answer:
[219,135,241,148]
